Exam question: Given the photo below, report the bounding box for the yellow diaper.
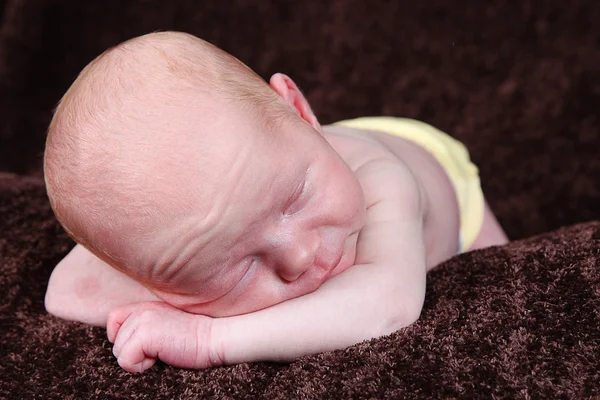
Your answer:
[334,117,484,252]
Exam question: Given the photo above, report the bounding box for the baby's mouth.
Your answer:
[330,248,344,273]
[312,245,341,281]
[329,232,359,277]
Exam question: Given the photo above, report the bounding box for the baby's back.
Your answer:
[322,124,460,268]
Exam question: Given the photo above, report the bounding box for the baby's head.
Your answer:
[44,32,365,317]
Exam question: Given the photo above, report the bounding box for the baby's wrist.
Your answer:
[208,315,263,366]
[204,316,228,367]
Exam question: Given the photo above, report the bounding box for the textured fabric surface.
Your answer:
[1,173,599,398]
[0,0,599,398]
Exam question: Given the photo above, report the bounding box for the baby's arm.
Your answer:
[45,244,160,326]
[216,158,427,363]
[108,158,428,372]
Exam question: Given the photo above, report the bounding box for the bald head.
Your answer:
[44,31,290,271]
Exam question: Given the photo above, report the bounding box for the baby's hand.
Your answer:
[107,302,220,373]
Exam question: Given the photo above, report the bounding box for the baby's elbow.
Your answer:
[375,293,424,337]
[44,278,71,320]
[44,272,107,327]
[44,284,69,321]
[392,298,423,332]
[44,287,106,327]
[44,288,57,316]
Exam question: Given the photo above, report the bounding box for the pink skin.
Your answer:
[47,66,509,373]
[107,302,218,371]
[48,71,370,372]
[131,73,366,317]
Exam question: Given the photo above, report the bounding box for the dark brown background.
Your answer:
[1,0,599,239]
[0,1,599,398]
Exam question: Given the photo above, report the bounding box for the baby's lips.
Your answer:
[319,232,348,270]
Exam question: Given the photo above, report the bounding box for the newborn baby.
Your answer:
[44,31,508,373]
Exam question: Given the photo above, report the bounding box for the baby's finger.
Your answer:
[106,303,139,343]
[110,316,140,359]
[117,333,157,373]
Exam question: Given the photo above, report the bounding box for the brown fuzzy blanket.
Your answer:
[1,0,599,398]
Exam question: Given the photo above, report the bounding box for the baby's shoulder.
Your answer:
[323,124,399,171]
[323,125,424,215]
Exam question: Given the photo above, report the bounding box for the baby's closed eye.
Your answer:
[283,178,307,215]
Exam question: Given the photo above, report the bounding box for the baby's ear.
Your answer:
[269,73,323,134]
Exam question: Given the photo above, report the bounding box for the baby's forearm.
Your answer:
[108,259,426,372]
[108,219,427,371]
[212,261,425,365]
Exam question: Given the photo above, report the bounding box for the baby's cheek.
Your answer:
[235,266,319,313]
[193,265,287,317]
[180,264,325,317]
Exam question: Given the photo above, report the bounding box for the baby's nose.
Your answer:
[276,235,319,282]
